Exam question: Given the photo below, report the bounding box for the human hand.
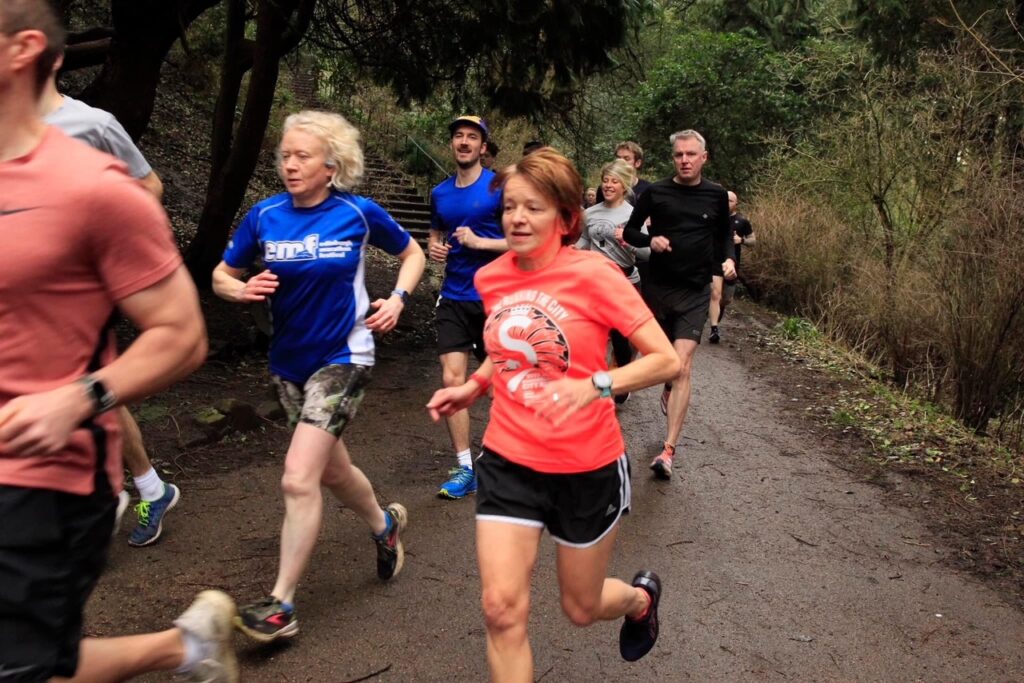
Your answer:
[0,383,94,457]
[530,377,599,426]
[733,233,742,245]
[365,294,404,332]
[427,382,481,421]
[428,241,450,262]
[722,259,737,281]
[453,226,480,250]
[650,236,672,253]
[238,269,278,302]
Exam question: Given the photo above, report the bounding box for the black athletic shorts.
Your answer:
[435,297,487,360]
[475,447,631,548]
[0,485,115,680]
[646,281,711,343]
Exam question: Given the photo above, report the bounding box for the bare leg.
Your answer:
[555,525,649,626]
[477,520,542,683]
[439,351,472,454]
[321,436,387,535]
[709,275,723,327]
[118,408,154,479]
[666,339,698,446]
[270,423,336,604]
[54,630,184,682]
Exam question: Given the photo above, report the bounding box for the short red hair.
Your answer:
[493,147,583,245]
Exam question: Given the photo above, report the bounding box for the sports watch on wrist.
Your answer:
[591,371,613,399]
[78,374,117,415]
[391,288,409,304]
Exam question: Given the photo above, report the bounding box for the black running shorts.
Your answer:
[272,364,371,437]
[475,447,631,548]
[0,485,115,680]
[646,281,711,343]
[435,297,487,360]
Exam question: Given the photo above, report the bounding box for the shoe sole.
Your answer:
[384,503,407,580]
[437,488,476,500]
[650,460,672,480]
[233,615,300,643]
[621,571,661,662]
[179,590,240,682]
[128,484,180,547]
[113,490,130,538]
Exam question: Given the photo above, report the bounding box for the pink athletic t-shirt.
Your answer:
[0,127,181,496]
[476,246,652,474]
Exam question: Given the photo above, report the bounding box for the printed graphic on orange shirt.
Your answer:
[484,292,570,407]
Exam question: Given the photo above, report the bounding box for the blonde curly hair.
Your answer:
[279,111,364,191]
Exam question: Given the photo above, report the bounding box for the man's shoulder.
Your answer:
[431,174,457,195]
[45,95,113,130]
[38,127,129,185]
[699,178,728,196]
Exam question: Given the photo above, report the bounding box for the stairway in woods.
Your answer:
[361,149,436,245]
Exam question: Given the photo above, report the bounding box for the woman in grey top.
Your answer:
[577,159,647,402]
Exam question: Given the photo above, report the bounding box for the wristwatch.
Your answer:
[591,371,613,399]
[391,288,409,304]
[78,374,117,415]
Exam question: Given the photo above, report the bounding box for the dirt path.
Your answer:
[88,307,1024,682]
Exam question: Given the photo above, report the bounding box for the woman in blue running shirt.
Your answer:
[212,111,425,643]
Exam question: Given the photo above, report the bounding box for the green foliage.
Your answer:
[778,317,819,341]
[630,30,806,189]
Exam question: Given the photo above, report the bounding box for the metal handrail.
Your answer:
[405,134,449,178]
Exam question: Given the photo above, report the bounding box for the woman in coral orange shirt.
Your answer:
[427,148,680,682]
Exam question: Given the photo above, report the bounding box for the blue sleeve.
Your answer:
[363,199,412,255]
[430,189,444,232]
[223,207,261,268]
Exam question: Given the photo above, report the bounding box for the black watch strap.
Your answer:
[78,375,117,414]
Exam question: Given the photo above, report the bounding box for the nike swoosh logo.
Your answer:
[0,207,41,216]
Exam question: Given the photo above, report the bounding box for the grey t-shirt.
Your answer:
[578,201,643,284]
[44,96,152,179]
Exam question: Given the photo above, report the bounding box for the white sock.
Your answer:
[175,627,207,674]
[456,449,472,469]
[133,467,166,502]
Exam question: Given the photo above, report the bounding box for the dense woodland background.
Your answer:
[57,0,1024,450]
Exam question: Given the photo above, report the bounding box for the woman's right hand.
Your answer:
[238,269,279,302]
[426,382,480,421]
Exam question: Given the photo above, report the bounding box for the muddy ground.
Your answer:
[86,260,1024,682]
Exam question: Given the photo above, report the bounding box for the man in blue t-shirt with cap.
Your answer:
[428,115,506,500]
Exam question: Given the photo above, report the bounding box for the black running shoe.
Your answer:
[709,327,721,344]
[619,571,661,661]
[374,503,407,580]
[234,596,297,643]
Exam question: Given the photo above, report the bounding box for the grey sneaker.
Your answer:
[174,590,238,683]
[374,503,408,580]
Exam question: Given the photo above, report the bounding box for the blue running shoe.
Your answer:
[437,465,477,500]
[129,483,180,547]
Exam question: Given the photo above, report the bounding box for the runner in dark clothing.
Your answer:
[619,130,734,480]
[710,190,756,343]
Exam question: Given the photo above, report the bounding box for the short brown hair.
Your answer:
[0,0,65,93]
[615,141,644,163]
[494,147,583,245]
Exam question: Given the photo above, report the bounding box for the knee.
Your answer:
[675,360,692,383]
[481,587,528,636]
[319,460,353,488]
[560,594,600,627]
[442,367,467,388]
[280,468,319,499]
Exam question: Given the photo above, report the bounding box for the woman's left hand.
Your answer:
[366,295,404,332]
[532,377,599,427]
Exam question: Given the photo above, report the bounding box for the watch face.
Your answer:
[594,372,612,390]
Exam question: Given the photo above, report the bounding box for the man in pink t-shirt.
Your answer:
[0,3,235,680]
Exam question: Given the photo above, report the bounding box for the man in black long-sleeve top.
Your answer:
[619,129,735,480]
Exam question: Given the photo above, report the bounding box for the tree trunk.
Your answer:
[79,0,219,140]
[184,0,313,288]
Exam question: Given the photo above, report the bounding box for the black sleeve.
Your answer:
[622,188,653,248]
[715,191,735,264]
[736,216,753,237]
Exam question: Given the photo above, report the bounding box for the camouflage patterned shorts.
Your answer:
[271,364,372,437]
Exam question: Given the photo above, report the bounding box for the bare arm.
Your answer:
[212,261,279,303]
[453,226,509,253]
[366,238,426,332]
[0,266,207,456]
[138,170,164,201]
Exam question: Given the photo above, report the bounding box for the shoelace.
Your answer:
[134,501,152,525]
